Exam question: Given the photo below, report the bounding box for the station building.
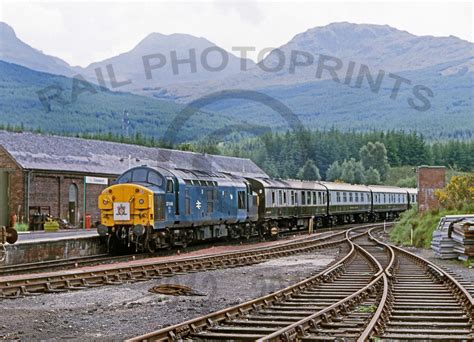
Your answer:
[0,131,267,228]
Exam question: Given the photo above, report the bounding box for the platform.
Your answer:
[3,229,105,266]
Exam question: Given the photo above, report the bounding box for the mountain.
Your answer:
[200,58,473,140]
[0,22,75,77]
[81,32,255,94]
[153,22,474,102]
[0,60,243,142]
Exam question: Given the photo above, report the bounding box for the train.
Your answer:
[97,165,417,253]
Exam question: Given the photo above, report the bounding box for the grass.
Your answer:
[390,204,474,248]
[357,304,377,313]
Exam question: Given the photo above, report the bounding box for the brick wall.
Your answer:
[30,173,112,227]
[417,166,446,213]
[0,148,24,224]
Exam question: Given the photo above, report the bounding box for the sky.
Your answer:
[0,0,472,67]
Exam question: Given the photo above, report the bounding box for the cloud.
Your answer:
[213,0,265,25]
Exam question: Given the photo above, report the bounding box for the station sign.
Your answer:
[85,176,109,185]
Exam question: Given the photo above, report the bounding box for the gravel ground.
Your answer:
[398,246,474,282]
[0,248,340,341]
[376,231,474,283]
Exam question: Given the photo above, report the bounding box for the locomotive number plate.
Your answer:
[114,202,130,221]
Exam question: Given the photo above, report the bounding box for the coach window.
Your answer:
[336,192,340,203]
[278,190,283,206]
[312,192,317,205]
[349,192,353,202]
[343,192,347,203]
[323,193,326,204]
[306,191,311,205]
[290,191,295,205]
[301,191,306,205]
[272,191,276,206]
[283,191,287,205]
[355,193,358,203]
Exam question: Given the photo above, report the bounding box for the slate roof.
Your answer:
[0,131,268,178]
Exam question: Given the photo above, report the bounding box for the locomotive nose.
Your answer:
[99,184,154,227]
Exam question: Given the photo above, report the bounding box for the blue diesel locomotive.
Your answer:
[98,165,417,252]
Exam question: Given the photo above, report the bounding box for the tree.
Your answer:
[359,142,390,181]
[326,161,342,181]
[297,159,321,180]
[365,167,381,185]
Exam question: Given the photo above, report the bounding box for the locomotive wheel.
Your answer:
[146,237,157,253]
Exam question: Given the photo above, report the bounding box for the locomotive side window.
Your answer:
[166,179,174,193]
[238,191,246,209]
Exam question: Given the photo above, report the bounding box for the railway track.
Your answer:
[129,226,473,341]
[0,225,354,277]
[0,224,377,299]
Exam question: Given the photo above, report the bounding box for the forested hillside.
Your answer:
[0,61,234,142]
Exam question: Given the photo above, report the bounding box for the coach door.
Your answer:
[0,172,9,227]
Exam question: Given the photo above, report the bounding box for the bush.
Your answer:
[391,204,474,248]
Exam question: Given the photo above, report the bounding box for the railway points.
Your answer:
[129,226,473,341]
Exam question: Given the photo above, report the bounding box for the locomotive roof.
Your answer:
[0,130,268,178]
